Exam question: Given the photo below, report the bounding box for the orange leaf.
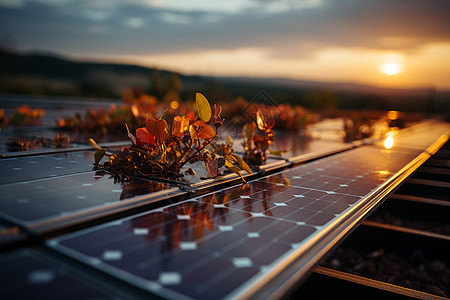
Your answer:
[136,127,155,146]
[186,111,195,122]
[190,120,215,140]
[173,116,190,138]
[172,116,182,138]
[145,118,169,143]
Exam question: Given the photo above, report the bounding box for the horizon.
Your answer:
[10,47,450,94]
[1,0,450,90]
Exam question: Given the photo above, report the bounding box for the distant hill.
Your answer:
[1,49,449,113]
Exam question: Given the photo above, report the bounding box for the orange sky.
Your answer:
[1,0,450,90]
[90,42,450,90]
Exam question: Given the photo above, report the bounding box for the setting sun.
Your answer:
[381,63,401,75]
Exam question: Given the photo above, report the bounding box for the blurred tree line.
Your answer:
[1,47,449,115]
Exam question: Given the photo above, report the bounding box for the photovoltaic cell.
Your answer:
[231,132,350,162]
[0,151,103,184]
[390,121,449,151]
[0,222,24,247]
[0,248,115,299]
[0,170,177,229]
[0,127,67,155]
[49,145,420,299]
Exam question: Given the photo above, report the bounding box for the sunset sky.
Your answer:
[1,0,450,90]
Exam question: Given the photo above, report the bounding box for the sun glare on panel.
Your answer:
[381,63,401,75]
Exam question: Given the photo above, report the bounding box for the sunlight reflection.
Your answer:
[384,135,394,149]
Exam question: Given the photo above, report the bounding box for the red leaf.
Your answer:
[145,118,169,143]
[186,111,195,122]
[136,127,155,147]
[205,157,218,178]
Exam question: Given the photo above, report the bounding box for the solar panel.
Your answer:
[0,151,104,184]
[230,132,351,162]
[0,248,116,299]
[0,111,446,298]
[391,121,449,151]
[0,170,182,234]
[48,145,422,299]
[0,222,25,247]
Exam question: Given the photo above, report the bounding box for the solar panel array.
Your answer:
[48,146,424,299]
[0,111,448,299]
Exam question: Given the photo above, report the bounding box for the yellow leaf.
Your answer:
[89,138,103,150]
[256,110,266,131]
[229,153,252,175]
[226,135,234,147]
[225,159,246,182]
[196,92,211,123]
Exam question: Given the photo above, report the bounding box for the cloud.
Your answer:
[0,0,26,8]
[1,0,449,60]
[124,17,145,28]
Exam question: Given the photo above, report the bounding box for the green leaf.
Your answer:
[229,153,252,174]
[94,149,105,165]
[225,159,245,182]
[196,92,211,123]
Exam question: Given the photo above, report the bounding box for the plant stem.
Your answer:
[184,128,218,165]
[168,138,193,172]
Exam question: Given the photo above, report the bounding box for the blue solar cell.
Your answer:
[48,145,428,299]
[0,171,178,230]
[0,249,115,299]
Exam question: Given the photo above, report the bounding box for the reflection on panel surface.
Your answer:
[0,171,173,226]
[0,151,101,184]
[0,248,114,299]
[50,146,418,299]
[0,222,24,246]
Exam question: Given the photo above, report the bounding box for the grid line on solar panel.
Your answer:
[0,151,105,185]
[48,146,423,299]
[0,248,116,299]
[50,185,322,299]
[0,171,176,227]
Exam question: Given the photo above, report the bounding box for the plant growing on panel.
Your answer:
[90,93,252,181]
[242,109,275,165]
